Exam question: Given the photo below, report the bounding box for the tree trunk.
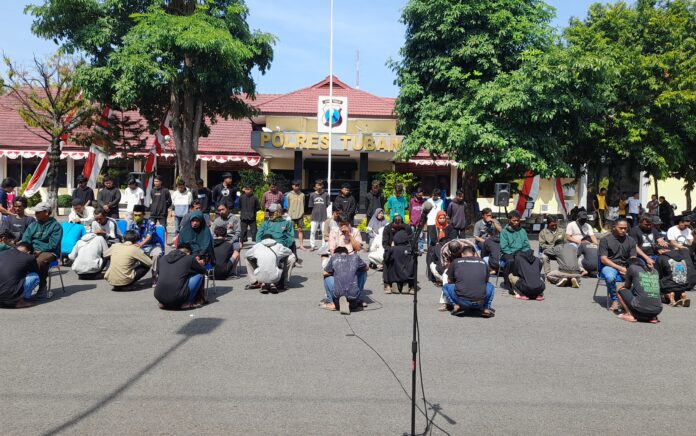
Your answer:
[170,88,204,188]
[686,185,692,212]
[461,170,479,227]
[46,138,62,213]
[654,178,659,197]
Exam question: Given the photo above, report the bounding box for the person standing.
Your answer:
[333,183,357,223]
[447,190,468,238]
[308,180,330,250]
[384,183,407,222]
[149,175,172,226]
[658,196,674,231]
[627,192,642,227]
[71,175,95,206]
[593,187,607,230]
[192,178,213,214]
[238,184,259,244]
[171,180,192,236]
[0,178,18,216]
[425,189,444,245]
[286,181,307,250]
[646,194,659,216]
[365,181,384,225]
[212,172,235,211]
[261,182,283,217]
[123,179,145,224]
[21,202,62,294]
[409,187,426,250]
[97,176,122,219]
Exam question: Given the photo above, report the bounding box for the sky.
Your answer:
[0,0,600,98]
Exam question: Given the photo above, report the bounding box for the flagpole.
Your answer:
[327,0,334,199]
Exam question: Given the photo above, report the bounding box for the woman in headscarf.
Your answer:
[367,208,387,240]
[382,213,413,249]
[177,211,215,262]
[428,211,456,247]
[383,229,416,294]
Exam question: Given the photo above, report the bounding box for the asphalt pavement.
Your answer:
[1,240,696,435]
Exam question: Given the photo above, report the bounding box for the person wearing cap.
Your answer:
[21,202,63,293]
[667,215,693,250]
[68,198,95,230]
[123,178,145,224]
[0,178,19,216]
[565,211,598,246]
[212,172,235,211]
[651,214,666,237]
[71,175,95,207]
[97,176,122,219]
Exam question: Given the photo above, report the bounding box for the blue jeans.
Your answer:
[187,274,204,303]
[23,273,40,300]
[174,215,184,235]
[324,270,367,302]
[443,282,495,310]
[601,266,622,301]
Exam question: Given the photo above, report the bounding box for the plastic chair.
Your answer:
[47,259,65,298]
[116,219,128,237]
[593,257,624,308]
[494,258,507,286]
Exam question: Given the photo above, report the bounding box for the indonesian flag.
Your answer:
[23,145,56,198]
[515,171,540,216]
[81,105,113,188]
[553,178,569,218]
[143,115,170,207]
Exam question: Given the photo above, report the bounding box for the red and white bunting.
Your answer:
[81,105,113,188]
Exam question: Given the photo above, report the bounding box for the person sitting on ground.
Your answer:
[428,211,456,247]
[383,230,416,295]
[213,226,237,279]
[367,226,385,271]
[667,215,693,250]
[212,203,241,265]
[547,242,583,288]
[539,216,565,274]
[0,242,40,308]
[652,215,666,238]
[3,197,35,240]
[154,242,208,310]
[180,199,211,230]
[382,213,413,249]
[244,233,295,293]
[631,214,669,260]
[104,230,153,291]
[21,202,62,294]
[91,208,122,245]
[473,208,502,249]
[599,218,638,312]
[616,260,663,323]
[148,175,172,226]
[177,211,214,262]
[322,246,369,314]
[442,242,495,318]
[321,205,342,249]
[577,236,599,276]
[68,198,95,230]
[508,249,546,301]
[655,247,695,307]
[500,211,531,290]
[481,235,502,274]
[69,232,109,279]
[565,211,598,246]
[97,176,121,219]
[328,217,363,255]
[60,220,87,263]
[366,208,388,244]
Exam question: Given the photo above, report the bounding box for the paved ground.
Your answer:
[2,240,696,436]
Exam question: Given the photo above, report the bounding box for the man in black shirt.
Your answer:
[578,237,599,276]
[238,184,259,244]
[0,242,40,308]
[598,218,638,312]
[365,181,383,223]
[630,214,668,258]
[655,247,695,307]
[211,172,235,211]
[213,226,236,279]
[97,176,122,219]
[192,178,213,214]
[3,197,35,240]
[154,243,207,310]
[333,183,357,224]
[617,262,663,323]
[148,175,172,226]
[72,175,95,206]
[442,242,494,317]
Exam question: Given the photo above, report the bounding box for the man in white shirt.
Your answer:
[123,178,145,224]
[68,198,95,229]
[565,211,598,245]
[627,192,642,227]
[667,215,693,249]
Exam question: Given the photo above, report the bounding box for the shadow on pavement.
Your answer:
[41,317,224,436]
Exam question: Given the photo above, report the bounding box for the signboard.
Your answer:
[317,96,348,133]
[251,131,403,153]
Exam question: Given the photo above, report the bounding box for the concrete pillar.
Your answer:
[293,150,302,184]
[639,171,650,205]
[0,155,7,180]
[133,160,142,172]
[578,170,588,209]
[200,159,208,186]
[262,158,270,176]
[66,157,75,190]
[359,152,368,213]
[449,164,458,199]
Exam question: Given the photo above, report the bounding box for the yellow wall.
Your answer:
[268,158,295,171]
[647,177,688,212]
[477,178,580,216]
[265,116,397,135]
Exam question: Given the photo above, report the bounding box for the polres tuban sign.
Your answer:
[251,131,403,153]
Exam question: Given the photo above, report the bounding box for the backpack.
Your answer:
[668,258,688,285]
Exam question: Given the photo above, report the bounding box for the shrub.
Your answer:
[57,195,73,208]
[376,171,419,198]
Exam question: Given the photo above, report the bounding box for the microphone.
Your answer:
[419,201,433,227]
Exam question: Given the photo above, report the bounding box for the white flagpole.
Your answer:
[327,0,334,200]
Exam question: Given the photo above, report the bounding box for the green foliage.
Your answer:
[356,218,368,233]
[57,194,73,208]
[238,170,265,190]
[28,0,276,186]
[19,174,42,207]
[376,171,419,198]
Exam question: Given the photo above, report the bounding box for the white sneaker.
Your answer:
[571,278,580,288]
[556,278,569,287]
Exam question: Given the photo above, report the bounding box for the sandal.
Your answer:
[535,295,545,301]
[438,303,450,312]
[514,294,529,300]
[322,302,336,311]
[681,298,691,308]
[384,285,393,294]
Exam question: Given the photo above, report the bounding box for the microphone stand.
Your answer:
[409,207,430,436]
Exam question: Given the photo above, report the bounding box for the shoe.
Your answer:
[682,298,691,308]
[339,296,350,315]
[571,278,580,288]
[556,278,568,287]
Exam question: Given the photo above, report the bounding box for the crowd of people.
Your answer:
[1,174,694,323]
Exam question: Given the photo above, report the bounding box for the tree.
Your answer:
[390,0,563,220]
[28,0,275,186]
[1,55,94,211]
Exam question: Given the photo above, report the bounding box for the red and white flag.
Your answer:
[23,145,56,198]
[81,105,113,188]
[553,178,568,218]
[143,115,170,207]
[515,171,541,216]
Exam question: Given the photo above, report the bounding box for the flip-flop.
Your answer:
[514,294,529,300]
[681,298,691,308]
[535,295,545,301]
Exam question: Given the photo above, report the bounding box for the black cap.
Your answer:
[221,172,233,179]
[577,211,588,220]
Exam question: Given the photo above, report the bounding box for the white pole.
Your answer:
[327,0,334,199]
